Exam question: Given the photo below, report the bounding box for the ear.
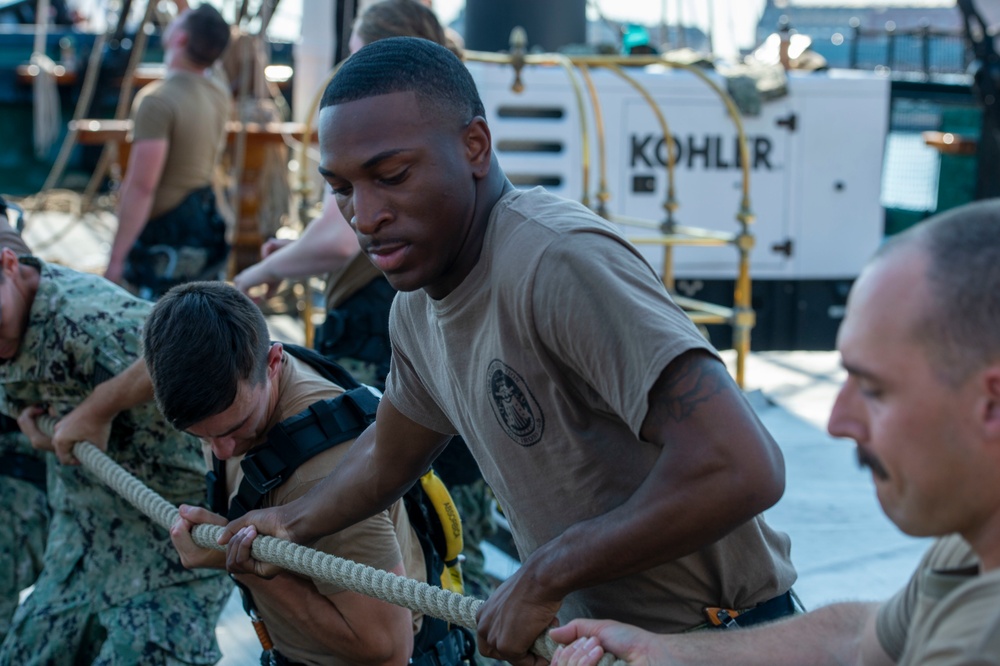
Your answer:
[464,117,492,180]
[981,365,1000,441]
[266,343,283,379]
[0,247,18,276]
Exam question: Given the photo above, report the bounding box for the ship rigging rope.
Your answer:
[31,0,60,160]
[80,0,160,209]
[40,23,112,194]
[35,415,625,666]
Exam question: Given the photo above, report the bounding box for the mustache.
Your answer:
[856,447,889,481]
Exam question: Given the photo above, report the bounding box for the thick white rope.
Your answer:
[39,415,625,665]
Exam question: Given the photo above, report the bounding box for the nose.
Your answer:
[827,379,867,443]
[209,437,236,460]
[350,191,390,236]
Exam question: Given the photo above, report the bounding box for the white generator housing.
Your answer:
[469,62,890,282]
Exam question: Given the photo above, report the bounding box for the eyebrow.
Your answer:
[841,361,881,383]
[317,148,413,180]
[362,148,409,170]
[190,414,249,440]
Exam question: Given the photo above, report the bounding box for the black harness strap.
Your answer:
[205,344,474,665]
[216,343,378,521]
[226,385,379,520]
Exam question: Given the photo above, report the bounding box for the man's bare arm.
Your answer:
[233,194,362,296]
[549,602,894,666]
[51,357,155,464]
[106,138,168,283]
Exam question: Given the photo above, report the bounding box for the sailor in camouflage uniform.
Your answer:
[0,249,232,665]
[0,203,49,642]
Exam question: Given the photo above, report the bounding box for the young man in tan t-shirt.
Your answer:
[213,37,798,665]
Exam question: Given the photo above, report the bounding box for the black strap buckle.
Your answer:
[241,447,288,495]
[410,627,476,666]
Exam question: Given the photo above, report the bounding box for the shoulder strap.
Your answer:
[281,342,362,391]
[226,386,380,520]
[206,454,229,515]
[220,344,379,520]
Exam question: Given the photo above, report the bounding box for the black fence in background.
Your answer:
[846,22,971,76]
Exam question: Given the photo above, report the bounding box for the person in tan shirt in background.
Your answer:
[107,3,231,300]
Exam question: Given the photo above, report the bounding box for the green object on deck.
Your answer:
[935,106,981,215]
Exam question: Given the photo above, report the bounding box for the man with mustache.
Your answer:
[549,200,1000,666]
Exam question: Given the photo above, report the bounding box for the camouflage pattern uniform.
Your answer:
[335,357,382,390]
[0,206,49,643]
[0,427,48,642]
[0,258,232,665]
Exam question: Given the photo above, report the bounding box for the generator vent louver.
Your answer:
[496,106,565,119]
[496,140,563,153]
[508,174,563,187]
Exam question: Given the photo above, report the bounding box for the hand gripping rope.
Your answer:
[37,416,626,666]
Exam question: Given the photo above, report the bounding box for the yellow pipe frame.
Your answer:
[576,65,610,218]
[293,65,340,349]
[599,63,679,292]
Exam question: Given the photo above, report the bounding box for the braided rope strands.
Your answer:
[39,416,625,665]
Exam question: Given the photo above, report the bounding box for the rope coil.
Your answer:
[40,416,624,665]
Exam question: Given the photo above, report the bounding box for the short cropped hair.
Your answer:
[144,281,271,431]
[354,0,461,57]
[182,4,230,68]
[320,36,484,123]
[878,200,1000,384]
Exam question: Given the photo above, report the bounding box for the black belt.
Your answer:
[705,589,799,629]
[263,649,305,666]
[263,626,474,666]
[409,626,476,666]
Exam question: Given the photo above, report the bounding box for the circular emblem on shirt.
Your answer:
[487,359,544,447]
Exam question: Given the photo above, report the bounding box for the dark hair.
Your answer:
[143,281,271,430]
[182,4,231,68]
[877,199,1000,383]
[354,0,461,57]
[320,36,484,123]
